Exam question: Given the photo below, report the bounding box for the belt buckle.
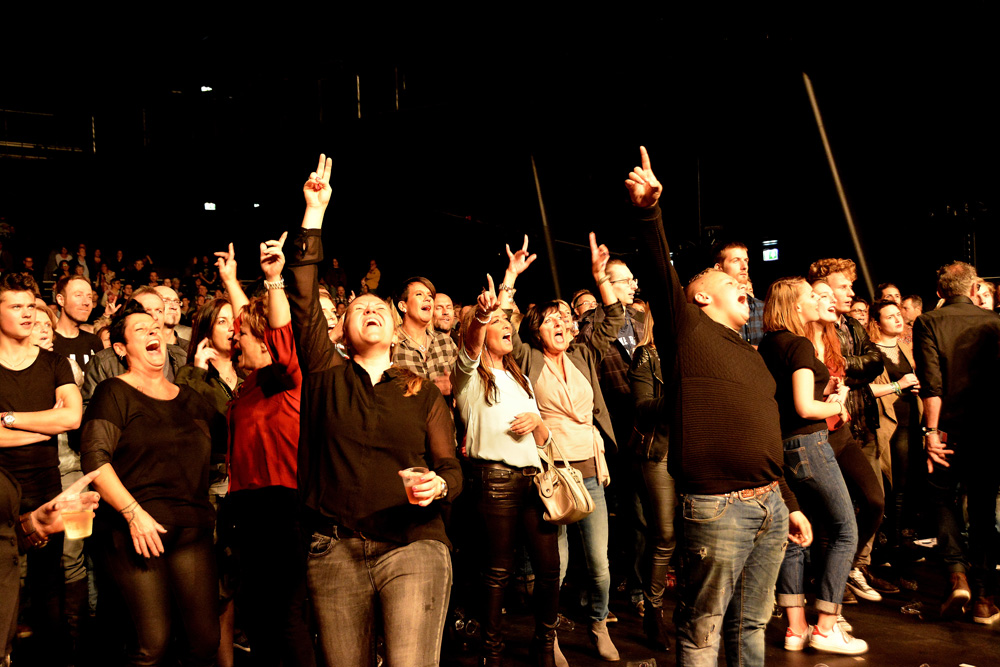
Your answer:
[739,488,755,500]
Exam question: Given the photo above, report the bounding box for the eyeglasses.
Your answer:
[610,277,638,286]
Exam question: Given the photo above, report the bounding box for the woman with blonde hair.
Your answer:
[759,277,866,655]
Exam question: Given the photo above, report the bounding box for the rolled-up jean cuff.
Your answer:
[776,593,805,608]
[814,598,842,615]
[947,562,968,574]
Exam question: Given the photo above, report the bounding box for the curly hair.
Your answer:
[807,258,857,283]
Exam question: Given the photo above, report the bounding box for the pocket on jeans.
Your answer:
[783,441,812,481]
[307,532,336,558]
[682,495,728,522]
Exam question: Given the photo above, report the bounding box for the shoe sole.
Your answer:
[972,611,999,625]
[809,641,869,656]
[845,583,882,602]
[940,590,971,618]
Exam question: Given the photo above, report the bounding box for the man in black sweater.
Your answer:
[625,147,811,666]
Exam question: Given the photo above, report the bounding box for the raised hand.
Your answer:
[589,232,610,280]
[215,243,238,284]
[625,146,662,208]
[303,153,333,209]
[505,235,537,277]
[260,231,287,280]
[477,274,500,317]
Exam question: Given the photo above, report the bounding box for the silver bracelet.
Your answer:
[263,277,285,291]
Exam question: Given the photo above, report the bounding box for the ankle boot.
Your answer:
[589,619,620,661]
[642,599,671,651]
[529,622,557,667]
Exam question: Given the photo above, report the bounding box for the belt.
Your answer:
[312,519,367,540]
[715,480,779,501]
[467,459,540,477]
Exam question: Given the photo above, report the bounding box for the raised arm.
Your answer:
[627,146,697,341]
[260,232,290,329]
[216,243,249,316]
[463,274,500,361]
[574,232,625,360]
[497,235,536,313]
[286,154,340,373]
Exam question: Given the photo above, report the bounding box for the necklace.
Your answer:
[398,328,427,353]
[0,353,32,370]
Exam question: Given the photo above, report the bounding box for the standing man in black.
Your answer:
[52,276,102,370]
[915,261,1000,624]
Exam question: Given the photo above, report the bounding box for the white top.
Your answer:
[454,346,543,469]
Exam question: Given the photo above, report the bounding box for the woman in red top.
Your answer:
[225,234,314,667]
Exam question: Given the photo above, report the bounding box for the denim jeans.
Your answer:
[675,483,789,667]
[557,475,611,622]
[776,430,857,614]
[307,533,452,667]
[467,460,560,657]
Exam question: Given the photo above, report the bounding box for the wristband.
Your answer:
[596,276,610,287]
[498,284,516,296]
[891,381,902,396]
[474,311,492,325]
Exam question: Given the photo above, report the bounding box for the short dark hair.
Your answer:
[395,277,436,310]
[570,289,595,311]
[850,296,869,309]
[714,242,748,266]
[0,272,38,299]
[109,299,150,350]
[520,300,562,350]
[876,282,899,297]
[902,294,923,309]
[56,274,90,297]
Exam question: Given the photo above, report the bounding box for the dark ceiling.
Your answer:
[1,12,995,305]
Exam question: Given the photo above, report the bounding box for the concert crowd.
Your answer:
[0,148,997,667]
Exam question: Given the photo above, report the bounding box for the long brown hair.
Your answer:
[811,279,846,375]
[460,308,533,406]
[763,277,809,337]
[186,296,233,365]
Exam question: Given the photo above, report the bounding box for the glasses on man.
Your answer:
[609,277,638,287]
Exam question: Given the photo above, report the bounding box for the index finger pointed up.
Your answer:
[277,231,288,246]
[589,231,599,254]
[640,145,652,171]
[315,153,326,180]
[522,234,530,253]
[487,273,495,295]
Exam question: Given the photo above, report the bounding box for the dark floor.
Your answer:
[441,556,1000,667]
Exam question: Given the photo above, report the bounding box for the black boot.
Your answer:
[642,598,671,652]
[529,622,557,667]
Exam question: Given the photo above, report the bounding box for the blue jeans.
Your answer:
[557,475,611,622]
[307,534,452,667]
[675,483,789,667]
[776,430,857,614]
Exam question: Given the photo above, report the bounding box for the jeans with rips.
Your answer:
[558,475,611,622]
[307,533,452,667]
[674,483,789,667]
[776,429,857,614]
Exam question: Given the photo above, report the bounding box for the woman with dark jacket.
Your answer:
[498,233,624,662]
[626,304,675,650]
[286,155,462,667]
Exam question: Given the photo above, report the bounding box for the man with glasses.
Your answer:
[714,242,764,347]
[154,285,190,351]
[848,298,870,327]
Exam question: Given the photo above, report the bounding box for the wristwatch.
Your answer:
[1,412,14,429]
[437,478,449,500]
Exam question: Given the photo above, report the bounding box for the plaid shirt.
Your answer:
[741,296,765,346]
[577,305,644,427]
[393,328,458,380]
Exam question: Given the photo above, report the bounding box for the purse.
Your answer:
[533,436,595,525]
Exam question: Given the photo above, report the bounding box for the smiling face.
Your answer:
[133,292,165,332]
[537,307,570,355]
[154,286,181,327]
[812,281,839,323]
[57,277,94,324]
[0,291,36,341]
[400,281,434,326]
[114,313,165,372]
[319,295,338,339]
[432,294,454,332]
[826,271,855,314]
[346,295,394,354]
[483,312,514,358]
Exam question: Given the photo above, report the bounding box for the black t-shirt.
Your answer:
[759,330,830,438]
[81,379,218,529]
[0,350,76,499]
[54,331,102,370]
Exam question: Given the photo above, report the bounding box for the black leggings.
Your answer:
[830,429,885,565]
[95,524,219,666]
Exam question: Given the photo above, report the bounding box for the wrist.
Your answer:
[595,274,609,286]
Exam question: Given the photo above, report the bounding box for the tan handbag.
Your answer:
[533,437,595,525]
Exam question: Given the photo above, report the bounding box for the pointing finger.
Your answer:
[487,273,495,294]
[640,145,651,171]
[522,234,529,253]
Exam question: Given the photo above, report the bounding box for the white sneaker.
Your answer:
[783,625,811,651]
[846,567,882,602]
[810,623,869,655]
[836,614,853,634]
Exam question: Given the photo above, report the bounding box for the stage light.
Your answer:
[204,202,216,211]
[201,86,213,92]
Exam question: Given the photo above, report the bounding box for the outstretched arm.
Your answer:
[497,235,536,313]
[260,232,290,329]
[216,243,249,317]
[464,274,500,361]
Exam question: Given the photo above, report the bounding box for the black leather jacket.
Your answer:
[837,315,883,439]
